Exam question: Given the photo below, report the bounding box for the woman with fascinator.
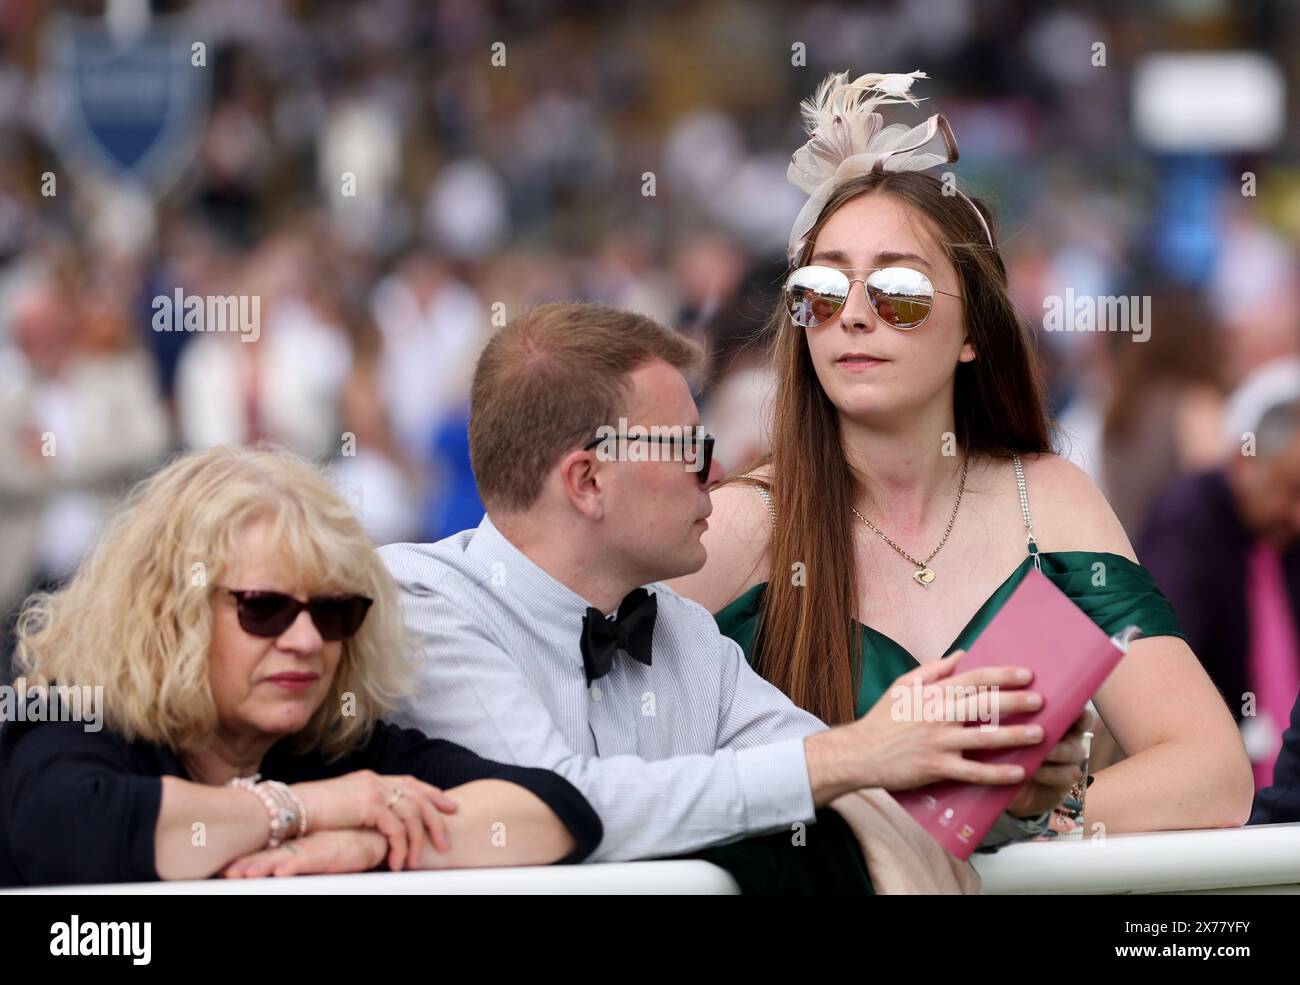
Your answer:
[670,71,1252,836]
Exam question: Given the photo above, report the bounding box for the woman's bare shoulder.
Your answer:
[1018,452,1138,561]
[664,470,774,613]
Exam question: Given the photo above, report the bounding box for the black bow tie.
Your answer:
[580,588,657,686]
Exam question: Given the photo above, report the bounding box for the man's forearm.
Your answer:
[804,728,873,805]
[574,741,815,861]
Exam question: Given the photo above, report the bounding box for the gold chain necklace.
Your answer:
[851,457,970,588]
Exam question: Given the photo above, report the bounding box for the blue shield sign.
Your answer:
[41,14,210,194]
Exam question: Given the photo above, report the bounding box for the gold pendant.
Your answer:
[913,567,935,587]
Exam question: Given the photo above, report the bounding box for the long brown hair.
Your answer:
[739,170,1053,724]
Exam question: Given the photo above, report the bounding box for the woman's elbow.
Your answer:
[510,810,585,865]
[543,827,579,865]
[1197,735,1255,828]
[1216,766,1256,828]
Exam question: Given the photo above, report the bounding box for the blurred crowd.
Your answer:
[5,0,1300,786]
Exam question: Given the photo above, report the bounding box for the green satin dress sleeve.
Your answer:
[713,550,1186,719]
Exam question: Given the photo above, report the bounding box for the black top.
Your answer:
[1252,686,1300,824]
[0,716,602,887]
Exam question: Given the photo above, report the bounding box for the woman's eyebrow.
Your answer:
[875,251,931,268]
[809,249,850,264]
[809,249,932,268]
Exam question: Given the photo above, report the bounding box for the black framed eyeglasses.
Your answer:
[216,587,373,641]
[582,431,716,485]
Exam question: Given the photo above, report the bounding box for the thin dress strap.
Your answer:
[1012,453,1042,570]
[750,481,777,531]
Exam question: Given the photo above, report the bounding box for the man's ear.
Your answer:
[556,448,605,520]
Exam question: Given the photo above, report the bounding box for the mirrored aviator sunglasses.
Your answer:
[784,265,955,330]
[218,588,373,641]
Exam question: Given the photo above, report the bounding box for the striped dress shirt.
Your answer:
[379,513,825,862]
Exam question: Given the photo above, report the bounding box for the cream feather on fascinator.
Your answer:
[786,70,993,258]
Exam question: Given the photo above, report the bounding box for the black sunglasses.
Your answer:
[582,431,715,485]
[217,588,373,641]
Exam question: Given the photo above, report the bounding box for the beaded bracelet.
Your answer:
[264,780,309,839]
[228,775,309,848]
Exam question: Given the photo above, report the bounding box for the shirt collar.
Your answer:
[466,512,602,618]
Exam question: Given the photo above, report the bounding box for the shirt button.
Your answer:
[591,686,603,702]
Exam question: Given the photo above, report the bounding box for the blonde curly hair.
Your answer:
[14,446,415,759]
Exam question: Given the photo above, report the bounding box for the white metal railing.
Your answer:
[972,821,1300,895]
[2,860,739,895]
[7,823,1299,894]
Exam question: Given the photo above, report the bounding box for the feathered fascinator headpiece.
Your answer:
[786,70,993,258]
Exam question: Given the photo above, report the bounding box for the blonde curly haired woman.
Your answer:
[1,446,600,886]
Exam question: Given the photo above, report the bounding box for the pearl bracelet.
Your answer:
[228,775,309,849]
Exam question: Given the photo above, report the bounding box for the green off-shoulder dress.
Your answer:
[714,455,1188,718]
